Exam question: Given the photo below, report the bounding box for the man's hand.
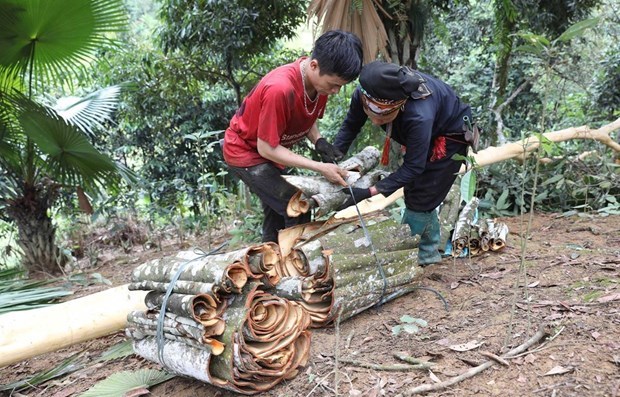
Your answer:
[340,187,372,208]
[318,163,348,186]
[315,138,344,163]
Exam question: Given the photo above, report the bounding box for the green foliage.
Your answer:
[479,153,620,216]
[593,44,620,118]
[79,369,174,397]
[460,169,477,204]
[0,221,19,268]
[0,0,133,271]
[392,315,428,336]
[228,211,263,248]
[319,82,385,156]
[157,0,306,104]
[89,2,305,230]
[0,355,82,393]
[0,268,74,314]
[0,0,128,92]
[158,0,306,61]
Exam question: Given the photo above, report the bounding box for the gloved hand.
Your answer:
[315,138,344,163]
[340,187,372,208]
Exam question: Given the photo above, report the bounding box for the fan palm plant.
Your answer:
[0,0,130,274]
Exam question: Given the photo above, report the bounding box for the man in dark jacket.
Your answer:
[334,61,473,266]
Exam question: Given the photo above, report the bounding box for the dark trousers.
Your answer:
[403,138,468,211]
[228,163,311,243]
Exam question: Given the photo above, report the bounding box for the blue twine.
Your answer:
[155,242,228,365]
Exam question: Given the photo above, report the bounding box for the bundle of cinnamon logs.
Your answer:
[127,148,509,394]
[127,214,423,394]
[451,197,510,257]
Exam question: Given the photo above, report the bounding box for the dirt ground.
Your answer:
[1,212,619,397]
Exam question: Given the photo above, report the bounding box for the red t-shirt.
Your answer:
[223,57,328,168]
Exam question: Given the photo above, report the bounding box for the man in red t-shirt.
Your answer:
[223,30,363,243]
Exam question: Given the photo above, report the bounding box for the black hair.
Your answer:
[311,30,363,82]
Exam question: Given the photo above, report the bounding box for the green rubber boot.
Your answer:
[402,209,442,266]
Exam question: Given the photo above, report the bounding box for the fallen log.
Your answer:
[0,284,147,368]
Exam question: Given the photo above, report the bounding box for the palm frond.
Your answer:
[53,85,123,138]
[0,355,82,392]
[96,340,135,362]
[0,90,26,174]
[0,288,74,314]
[79,369,175,397]
[10,93,119,189]
[0,267,74,313]
[0,0,127,91]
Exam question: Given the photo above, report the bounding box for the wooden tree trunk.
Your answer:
[6,182,69,274]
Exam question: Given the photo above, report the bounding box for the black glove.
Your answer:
[315,138,344,163]
[340,187,372,209]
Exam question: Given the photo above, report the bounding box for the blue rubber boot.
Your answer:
[402,209,442,266]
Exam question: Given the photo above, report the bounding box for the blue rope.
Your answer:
[155,241,228,365]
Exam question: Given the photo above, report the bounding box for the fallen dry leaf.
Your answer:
[349,389,363,397]
[543,313,566,321]
[435,338,452,347]
[543,365,574,376]
[597,293,620,303]
[428,370,442,384]
[449,340,485,352]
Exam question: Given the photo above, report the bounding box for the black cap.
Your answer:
[359,61,421,101]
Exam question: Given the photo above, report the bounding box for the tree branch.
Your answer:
[402,326,548,395]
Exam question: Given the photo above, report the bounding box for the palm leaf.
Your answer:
[96,340,135,362]
[11,94,119,189]
[79,369,175,397]
[54,85,123,138]
[0,0,127,90]
[0,355,82,392]
[308,0,389,63]
[0,91,24,171]
[0,267,74,313]
[0,288,74,313]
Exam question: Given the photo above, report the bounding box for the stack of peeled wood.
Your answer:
[127,214,424,394]
[274,214,422,326]
[127,244,312,394]
[451,197,510,257]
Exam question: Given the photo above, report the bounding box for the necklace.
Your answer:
[300,59,319,116]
